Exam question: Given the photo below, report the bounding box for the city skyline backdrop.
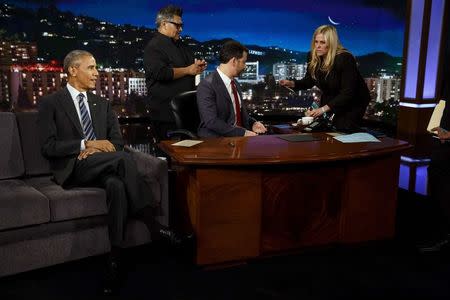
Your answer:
[0,0,406,125]
[8,0,406,56]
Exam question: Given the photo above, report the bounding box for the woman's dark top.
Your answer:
[294,52,370,131]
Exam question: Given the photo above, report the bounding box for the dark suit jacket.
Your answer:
[196,70,256,137]
[38,87,123,185]
[294,52,370,131]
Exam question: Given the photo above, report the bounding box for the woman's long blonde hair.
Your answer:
[309,25,347,79]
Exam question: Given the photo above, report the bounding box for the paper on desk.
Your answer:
[326,132,343,137]
[427,100,446,133]
[171,140,203,147]
[333,133,380,143]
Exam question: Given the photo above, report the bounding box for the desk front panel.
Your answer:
[161,134,410,265]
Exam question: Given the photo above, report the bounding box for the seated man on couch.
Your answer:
[37,50,188,294]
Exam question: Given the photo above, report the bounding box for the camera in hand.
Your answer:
[302,102,334,132]
[302,118,332,132]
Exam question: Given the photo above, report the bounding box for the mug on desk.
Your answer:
[301,116,314,125]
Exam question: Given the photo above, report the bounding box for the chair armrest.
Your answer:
[125,146,169,227]
[166,129,198,140]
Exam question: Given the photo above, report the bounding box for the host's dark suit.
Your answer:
[196,70,256,137]
[38,88,151,246]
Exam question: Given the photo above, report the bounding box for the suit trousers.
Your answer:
[71,151,151,246]
[428,142,450,235]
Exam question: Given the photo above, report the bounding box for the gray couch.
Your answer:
[0,111,168,277]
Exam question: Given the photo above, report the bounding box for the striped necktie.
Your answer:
[77,93,96,140]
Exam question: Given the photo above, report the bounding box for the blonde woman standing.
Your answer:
[280,25,370,131]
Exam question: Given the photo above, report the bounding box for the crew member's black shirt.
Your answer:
[144,32,195,121]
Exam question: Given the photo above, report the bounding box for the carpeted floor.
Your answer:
[1,190,449,299]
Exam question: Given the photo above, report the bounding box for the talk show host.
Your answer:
[196,40,266,137]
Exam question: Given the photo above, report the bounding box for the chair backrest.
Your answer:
[170,90,200,134]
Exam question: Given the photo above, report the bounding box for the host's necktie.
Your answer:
[77,93,96,140]
[230,80,242,126]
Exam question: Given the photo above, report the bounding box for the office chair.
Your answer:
[167,90,200,140]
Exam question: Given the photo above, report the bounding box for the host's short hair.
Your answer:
[63,50,94,74]
[219,40,248,64]
[155,5,183,28]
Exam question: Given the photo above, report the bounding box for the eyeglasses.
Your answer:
[166,21,183,29]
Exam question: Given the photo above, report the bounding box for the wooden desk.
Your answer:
[159,133,410,265]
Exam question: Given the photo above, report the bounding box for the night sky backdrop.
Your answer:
[9,0,406,56]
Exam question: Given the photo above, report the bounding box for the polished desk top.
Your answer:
[158,133,411,166]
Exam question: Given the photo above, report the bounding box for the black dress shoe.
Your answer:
[156,227,194,247]
[418,237,450,253]
[102,259,120,296]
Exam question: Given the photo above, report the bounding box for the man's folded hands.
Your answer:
[78,147,101,160]
[86,140,116,152]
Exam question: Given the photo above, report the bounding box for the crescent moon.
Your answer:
[328,16,340,25]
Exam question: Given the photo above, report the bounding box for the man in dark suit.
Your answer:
[196,40,267,137]
[38,50,183,294]
[418,51,450,253]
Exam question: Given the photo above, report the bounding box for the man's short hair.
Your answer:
[155,5,183,28]
[219,40,248,64]
[63,50,93,74]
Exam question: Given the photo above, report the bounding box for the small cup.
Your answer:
[302,116,314,125]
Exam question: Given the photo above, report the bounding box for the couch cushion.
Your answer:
[0,180,50,231]
[0,112,24,179]
[26,177,108,222]
[0,216,107,246]
[15,112,52,176]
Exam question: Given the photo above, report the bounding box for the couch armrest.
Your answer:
[125,146,169,227]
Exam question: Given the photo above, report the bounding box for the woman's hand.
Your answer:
[305,105,329,118]
[279,80,295,88]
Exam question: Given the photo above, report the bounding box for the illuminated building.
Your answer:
[0,41,38,67]
[273,62,307,81]
[128,77,147,96]
[0,69,10,109]
[365,76,401,103]
[9,64,65,109]
[376,76,401,103]
[238,62,262,84]
[96,69,130,104]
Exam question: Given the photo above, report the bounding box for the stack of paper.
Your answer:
[333,133,380,143]
[427,100,446,133]
[172,140,203,147]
